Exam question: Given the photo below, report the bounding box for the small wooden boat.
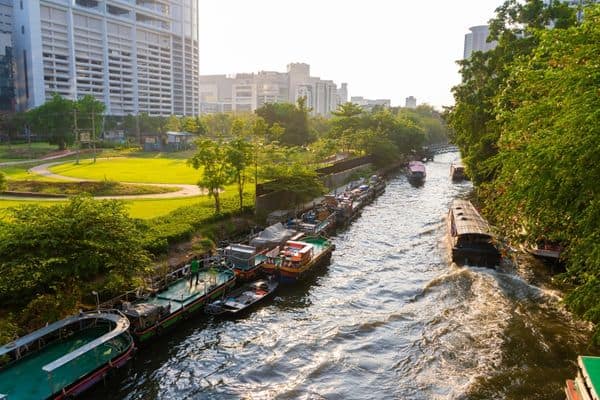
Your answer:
[447,199,501,267]
[408,161,426,184]
[526,241,562,261]
[450,163,466,181]
[0,311,134,400]
[260,236,335,284]
[121,263,235,343]
[205,279,279,316]
[565,356,600,400]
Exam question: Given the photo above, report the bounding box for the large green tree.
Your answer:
[76,95,105,162]
[255,98,310,146]
[189,138,234,213]
[27,93,75,150]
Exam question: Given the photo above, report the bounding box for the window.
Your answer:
[21,25,24,34]
[20,1,23,10]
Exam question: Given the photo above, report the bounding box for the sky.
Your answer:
[198,0,503,109]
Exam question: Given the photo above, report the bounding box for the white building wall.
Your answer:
[463,25,497,59]
[13,0,199,116]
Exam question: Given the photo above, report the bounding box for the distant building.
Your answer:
[200,63,345,116]
[405,96,417,109]
[463,25,497,59]
[13,0,200,116]
[0,0,14,113]
[351,96,391,112]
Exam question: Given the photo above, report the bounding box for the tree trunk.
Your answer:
[213,190,221,214]
[58,138,66,150]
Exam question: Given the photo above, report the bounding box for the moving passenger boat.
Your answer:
[205,279,279,316]
[450,163,466,181]
[0,311,134,400]
[565,356,600,400]
[447,199,501,267]
[407,161,426,185]
[120,263,235,342]
[261,236,335,283]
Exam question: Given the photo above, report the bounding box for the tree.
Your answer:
[76,95,105,162]
[0,196,151,306]
[255,99,311,146]
[226,137,253,212]
[165,115,181,132]
[189,138,234,213]
[27,93,75,150]
[261,164,326,209]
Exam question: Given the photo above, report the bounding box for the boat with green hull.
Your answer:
[0,311,134,400]
[566,356,600,400]
[121,263,235,343]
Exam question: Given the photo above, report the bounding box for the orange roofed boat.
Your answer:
[260,237,334,283]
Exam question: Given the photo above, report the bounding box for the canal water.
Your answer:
[90,152,596,399]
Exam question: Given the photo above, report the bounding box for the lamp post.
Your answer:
[91,291,99,311]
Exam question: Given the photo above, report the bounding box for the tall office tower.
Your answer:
[0,0,14,112]
[336,82,348,106]
[13,0,199,116]
[463,25,497,59]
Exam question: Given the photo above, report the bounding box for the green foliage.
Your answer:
[189,138,235,213]
[227,137,253,211]
[0,196,151,307]
[27,93,75,150]
[76,94,105,141]
[449,1,600,339]
[0,315,18,347]
[262,164,326,206]
[255,99,311,146]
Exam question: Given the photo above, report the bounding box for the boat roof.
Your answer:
[409,161,426,172]
[0,311,129,372]
[579,356,600,399]
[450,199,493,237]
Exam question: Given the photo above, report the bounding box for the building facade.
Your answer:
[0,0,14,113]
[405,96,417,109]
[13,0,199,116]
[351,96,391,112]
[463,25,497,59]
[200,63,346,116]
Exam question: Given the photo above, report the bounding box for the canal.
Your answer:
[90,152,595,399]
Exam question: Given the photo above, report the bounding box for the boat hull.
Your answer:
[133,277,236,343]
[261,246,334,284]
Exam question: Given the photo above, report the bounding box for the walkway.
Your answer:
[0,158,205,200]
[0,150,76,167]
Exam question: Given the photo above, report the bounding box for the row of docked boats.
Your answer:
[0,176,388,400]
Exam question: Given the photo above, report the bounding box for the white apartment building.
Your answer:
[200,63,346,117]
[405,96,417,109]
[463,25,497,59]
[351,96,390,112]
[13,0,199,116]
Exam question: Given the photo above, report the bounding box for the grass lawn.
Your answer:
[0,142,59,162]
[49,157,201,184]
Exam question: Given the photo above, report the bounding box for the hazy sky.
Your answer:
[198,0,502,109]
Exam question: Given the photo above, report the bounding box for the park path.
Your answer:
[0,150,76,167]
[0,158,205,200]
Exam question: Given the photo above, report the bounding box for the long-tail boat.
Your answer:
[120,262,235,343]
[222,243,267,282]
[260,236,335,284]
[205,278,279,316]
[407,161,426,185]
[0,311,134,400]
[447,199,501,267]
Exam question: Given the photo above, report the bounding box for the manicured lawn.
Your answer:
[49,157,202,184]
[0,142,59,162]
[125,196,207,219]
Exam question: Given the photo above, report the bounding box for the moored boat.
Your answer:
[222,243,267,282]
[205,279,279,316]
[0,311,134,400]
[260,236,335,284]
[120,263,235,342]
[407,161,426,185]
[565,356,600,400]
[450,163,466,181]
[447,199,501,267]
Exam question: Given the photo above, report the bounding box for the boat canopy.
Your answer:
[0,311,129,373]
[409,161,426,173]
[250,222,297,249]
[450,199,493,237]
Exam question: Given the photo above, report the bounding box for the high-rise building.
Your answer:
[0,0,14,113]
[13,0,199,116]
[405,96,417,109]
[351,96,391,112]
[200,63,345,116]
[463,25,497,59]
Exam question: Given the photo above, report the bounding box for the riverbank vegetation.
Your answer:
[448,1,600,339]
[6,180,177,196]
[0,95,449,344]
